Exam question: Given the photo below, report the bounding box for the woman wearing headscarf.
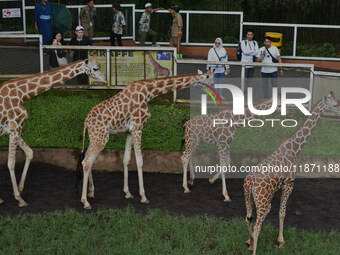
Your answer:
[34,0,54,46]
[207,37,230,99]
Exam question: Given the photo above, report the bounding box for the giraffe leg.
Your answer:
[17,137,33,194]
[209,171,220,184]
[218,144,231,202]
[8,132,27,207]
[132,130,149,203]
[81,143,105,209]
[278,183,293,248]
[244,177,254,246]
[250,205,270,254]
[188,158,195,186]
[181,152,190,193]
[87,170,95,198]
[123,134,134,199]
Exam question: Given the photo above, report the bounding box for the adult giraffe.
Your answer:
[78,70,215,209]
[0,54,106,207]
[243,92,340,255]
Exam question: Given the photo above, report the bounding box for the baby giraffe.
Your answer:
[243,92,340,255]
[181,98,277,201]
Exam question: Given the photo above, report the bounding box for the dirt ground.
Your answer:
[0,162,339,232]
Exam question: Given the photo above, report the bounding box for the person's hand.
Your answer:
[280,69,284,76]
[52,39,57,45]
[35,23,38,31]
[178,31,182,37]
[225,69,230,75]
[122,25,126,31]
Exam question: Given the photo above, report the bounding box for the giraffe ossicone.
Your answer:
[0,54,106,207]
[77,69,216,209]
[243,92,340,255]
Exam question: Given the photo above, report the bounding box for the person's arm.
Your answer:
[138,13,146,27]
[223,52,230,74]
[276,49,284,75]
[121,13,126,30]
[177,15,183,37]
[34,4,39,31]
[153,7,165,12]
[256,48,266,62]
[241,40,257,56]
[80,8,85,21]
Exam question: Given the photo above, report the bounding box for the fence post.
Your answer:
[293,26,297,57]
[309,65,314,111]
[106,49,110,87]
[241,64,245,93]
[39,35,43,73]
[186,13,190,44]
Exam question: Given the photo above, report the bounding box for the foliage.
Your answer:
[0,208,339,255]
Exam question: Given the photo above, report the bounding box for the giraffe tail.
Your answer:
[75,122,88,191]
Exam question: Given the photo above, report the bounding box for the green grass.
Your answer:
[0,208,339,255]
[0,90,339,156]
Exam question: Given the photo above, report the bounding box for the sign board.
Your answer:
[2,8,21,18]
[88,50,174,86]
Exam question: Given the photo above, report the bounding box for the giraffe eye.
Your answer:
[93,68,99,72]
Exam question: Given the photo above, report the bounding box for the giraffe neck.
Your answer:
[18,60,84,102]
[143,74,204,102]
[288,100,325,155]
[146,52,159,67]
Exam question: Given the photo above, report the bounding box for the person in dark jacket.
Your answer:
[69,25,92,84]
[49,31,67,69]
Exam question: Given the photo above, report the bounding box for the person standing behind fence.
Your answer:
[111,3,126,46]
[256,36,283,99]
[80,0,97,41]
[138,3,164,46]
[69,25,92,85]
[207,38,230,100]
[168,5,182,48]
[241,29,258,94]
[34,0,54,47]
[48,31,68,70]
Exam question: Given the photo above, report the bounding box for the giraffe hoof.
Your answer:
[184,189,191,194]
[125,193,134,199]
[188,179,194,186]
[224,197,232,202]
[209,178,215,184]
[84,204,92,210]
[87,192,95,198]
[141,198,150,204]
[278,242,285,248]
[246,239,250,246]
[0,198,4,205]
[18,200,28,208]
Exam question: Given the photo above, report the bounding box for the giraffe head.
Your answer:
[322,92,340,113]
[195,69,215,88]
[82,53,107,84]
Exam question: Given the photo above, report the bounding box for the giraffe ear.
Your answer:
[92,51,97,59]
[198,69,203,75]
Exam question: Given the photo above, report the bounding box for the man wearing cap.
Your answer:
[138,3,164,46]
[69,25,92,84]
[168,6,183,48]
[80,0,97,41]
[111,3,126,46]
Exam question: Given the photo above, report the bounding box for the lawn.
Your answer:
[0,208,339,255]
[0,90,339,156]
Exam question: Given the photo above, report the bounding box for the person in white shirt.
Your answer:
[256,36,284,99]
[241,29,258,93]
[207,37,230,99]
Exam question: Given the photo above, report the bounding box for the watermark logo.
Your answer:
[201,84,311,116]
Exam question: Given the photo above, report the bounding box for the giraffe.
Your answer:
[78,70,215,209]
[145,51,170,78]
[0,54,106,207]
[181,97,277,202]
[243,92,340,255]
